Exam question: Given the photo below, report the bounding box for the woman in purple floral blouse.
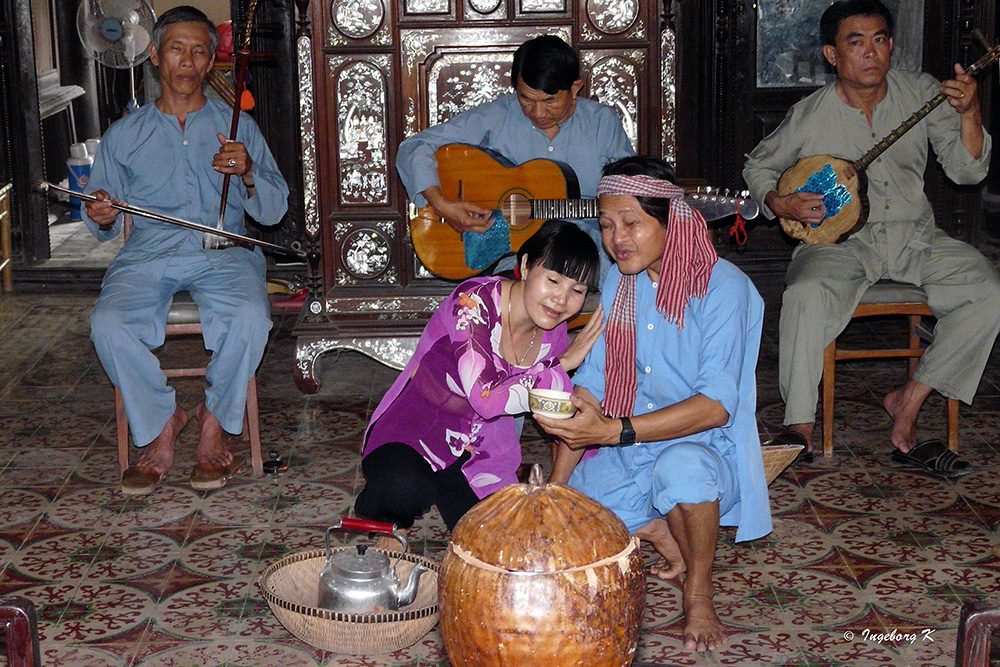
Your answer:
[356,220,605,530]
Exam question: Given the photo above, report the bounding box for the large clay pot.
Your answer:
[439,465,645,666]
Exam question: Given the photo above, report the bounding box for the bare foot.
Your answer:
[134,405,189,475]
[634,518,686,580]
[883,382,931,454]
[194,402,235,470]
[682,591,728,652]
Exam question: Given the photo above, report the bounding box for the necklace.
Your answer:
[507,283,539,366]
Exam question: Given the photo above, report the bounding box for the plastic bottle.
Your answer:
[85,138,100,157]
[66,142,93,221]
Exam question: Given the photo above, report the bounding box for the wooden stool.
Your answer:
[114,297,264,476]
[0,183,13,294]
[956,599,1000,667]
[821,280,958,457]
[0,596,41,667]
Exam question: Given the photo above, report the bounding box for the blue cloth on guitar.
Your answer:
[463,211,511,271]
[83,100,289,446]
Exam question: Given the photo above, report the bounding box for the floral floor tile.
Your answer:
[2,289,999,665]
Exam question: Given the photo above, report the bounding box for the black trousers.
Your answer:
[354,442,481,531]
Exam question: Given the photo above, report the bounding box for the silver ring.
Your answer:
[228,158,236,167]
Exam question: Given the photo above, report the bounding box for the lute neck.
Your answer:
[854,93,946,171]
[855,41,1000,172]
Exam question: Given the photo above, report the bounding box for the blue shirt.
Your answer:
[82,99,289,264]
[396,94,635,207]
[573,260,772,542]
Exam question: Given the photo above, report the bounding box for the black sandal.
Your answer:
[890,438,973,478]
[765,430,813,465]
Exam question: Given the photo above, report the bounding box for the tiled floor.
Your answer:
[2,268,1000,666]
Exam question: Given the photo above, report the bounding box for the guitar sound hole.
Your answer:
[502,194,532,230]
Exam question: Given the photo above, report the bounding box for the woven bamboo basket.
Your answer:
[761,444,804,485]
[258,548,439,655]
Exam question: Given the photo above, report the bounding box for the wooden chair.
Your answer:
[0,183,13,294]
[0,596,41,667]
[956,599,1000,667]
[114,215,263,476]
[821,280,958,457]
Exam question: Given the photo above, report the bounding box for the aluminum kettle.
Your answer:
[318,517,427,614]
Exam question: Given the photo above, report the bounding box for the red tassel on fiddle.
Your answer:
[240,89,255,111]
[729,201,748,247]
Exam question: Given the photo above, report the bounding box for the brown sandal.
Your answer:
[190,453,247,490]
[121,467,165,496]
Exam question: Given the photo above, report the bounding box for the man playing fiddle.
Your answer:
[395,34,634,277]
[83,6,289,494]
[743,0,1000,473]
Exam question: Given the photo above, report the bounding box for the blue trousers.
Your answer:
[569,440,739,533]
[91,247,271,446]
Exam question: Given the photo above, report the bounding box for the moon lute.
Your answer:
[778,36,1000,245]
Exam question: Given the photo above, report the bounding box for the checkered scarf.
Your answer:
[596,174,718,418]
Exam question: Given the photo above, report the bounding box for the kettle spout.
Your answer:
[396,563,427,607]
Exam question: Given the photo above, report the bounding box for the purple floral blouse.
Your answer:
[363,276,572,498]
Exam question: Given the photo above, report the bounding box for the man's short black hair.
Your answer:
[601,156,678,229]
[820,0,894,47]
[153,5,219,53]
[510,35,580,94]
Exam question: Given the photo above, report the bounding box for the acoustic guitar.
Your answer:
[777,37,1000,245]
[409,144,760,280]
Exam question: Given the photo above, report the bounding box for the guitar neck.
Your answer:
[530,192,759,223]
[531,199,599,220]
[855,41,1000,172]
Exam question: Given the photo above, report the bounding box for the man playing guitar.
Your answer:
[395,35,634,277]
[743,0,999,473]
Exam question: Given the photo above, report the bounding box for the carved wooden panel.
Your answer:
[399,26,553,137]
[328,55,391,207]
[580,0,644,42]
[399,0,455,22]
[581,48,644,151]
[464,0,505,21]
[326,0,392,47]
[293,0,674,390]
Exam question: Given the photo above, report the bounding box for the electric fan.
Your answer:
[76,0,156,112]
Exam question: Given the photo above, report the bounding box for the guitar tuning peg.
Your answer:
[723,188,731,198]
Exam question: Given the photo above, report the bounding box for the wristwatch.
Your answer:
[619,417,636,446]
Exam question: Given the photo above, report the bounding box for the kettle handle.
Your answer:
[324,517,409,560]
[338,517,398,536]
